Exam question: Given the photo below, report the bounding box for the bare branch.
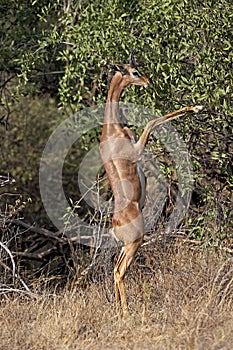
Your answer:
[11,219,64,242]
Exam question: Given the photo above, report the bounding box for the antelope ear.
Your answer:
[129,50,137,68]
[109,64,129,75]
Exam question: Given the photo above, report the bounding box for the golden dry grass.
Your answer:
[0,243,232,350]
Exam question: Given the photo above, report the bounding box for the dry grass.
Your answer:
[0,242,232,350]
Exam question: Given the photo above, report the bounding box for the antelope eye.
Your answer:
[132,71,140,78]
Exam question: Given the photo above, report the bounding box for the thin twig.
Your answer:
[0,257,31,292]
[0,241,16,278]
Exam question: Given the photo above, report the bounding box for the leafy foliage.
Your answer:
[5,0,231,112]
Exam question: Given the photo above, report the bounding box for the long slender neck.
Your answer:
[107,72,125,103]
[104,72,126,126]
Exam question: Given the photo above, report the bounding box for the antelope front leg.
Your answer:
[135,106,203,157]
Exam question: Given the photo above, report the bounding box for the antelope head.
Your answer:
[110,51,149,87]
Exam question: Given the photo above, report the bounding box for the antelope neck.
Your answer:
[104,73,127,125]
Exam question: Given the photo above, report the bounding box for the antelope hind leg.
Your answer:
[114,239,143,315]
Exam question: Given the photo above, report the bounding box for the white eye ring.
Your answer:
[131,71,140,78]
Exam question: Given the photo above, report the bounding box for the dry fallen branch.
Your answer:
[0,287,35,296]
[11,219,64,242]
[15,247,59,261]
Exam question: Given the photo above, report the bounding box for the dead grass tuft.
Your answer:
[0,242,232,350]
